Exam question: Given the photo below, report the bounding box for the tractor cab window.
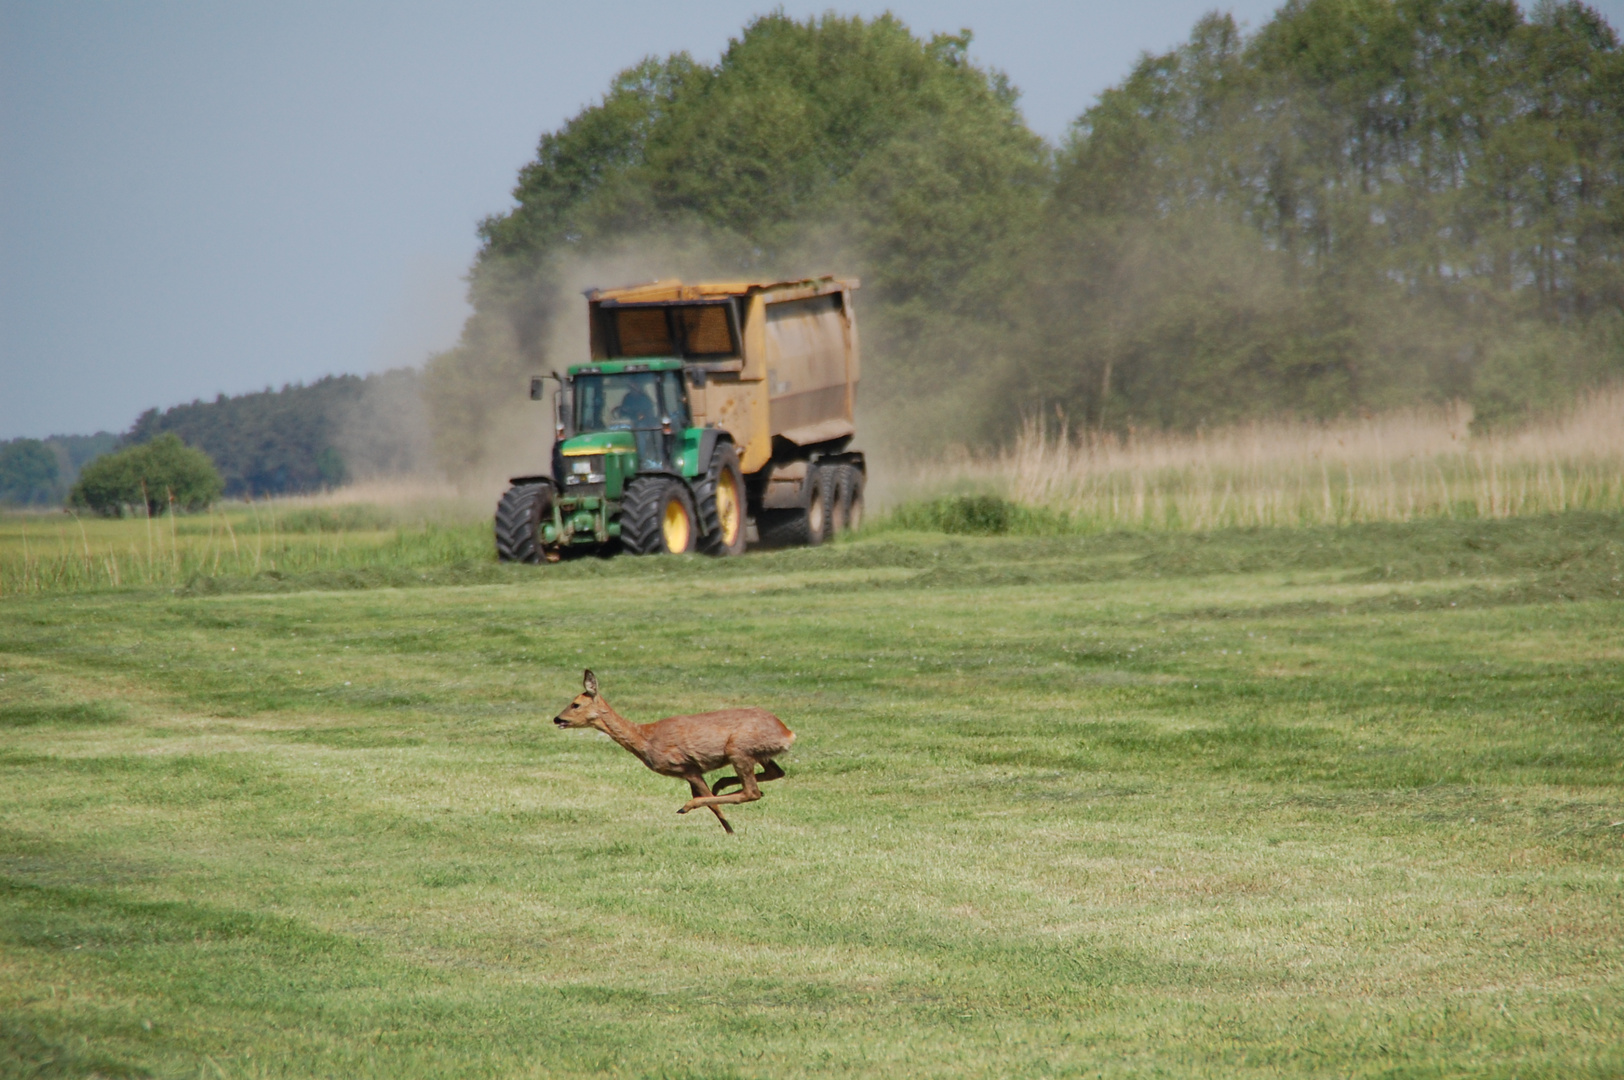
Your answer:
[573,370,690,434]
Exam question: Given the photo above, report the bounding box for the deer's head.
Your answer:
[554,669,607,728]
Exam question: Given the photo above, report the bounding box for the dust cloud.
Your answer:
[433,225,871,503]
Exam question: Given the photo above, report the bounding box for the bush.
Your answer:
[888,494,1071,536]
[68,434,224,516]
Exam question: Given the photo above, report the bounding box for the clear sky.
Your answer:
[5,1,1619,439]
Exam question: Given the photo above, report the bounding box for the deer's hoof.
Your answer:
[676,806,689,814]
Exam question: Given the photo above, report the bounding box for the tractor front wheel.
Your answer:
[622,476,698,555]
[494,481,554,563]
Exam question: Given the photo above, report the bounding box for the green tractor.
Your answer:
[495,276,865,562]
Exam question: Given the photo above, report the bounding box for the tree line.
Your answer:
[120,368,428,498]
[428,0,1624,468]
[13,0,1616,504]
[2,369,426,508]
[0,433,118,506]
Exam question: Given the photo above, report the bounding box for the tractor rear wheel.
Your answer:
[696,443,747,557]
[494,481,554,563]
[621,476,697,555]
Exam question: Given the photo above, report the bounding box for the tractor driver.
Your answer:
[611,381,659,429]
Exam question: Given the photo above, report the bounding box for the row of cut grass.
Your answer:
[2,512,1621,1076]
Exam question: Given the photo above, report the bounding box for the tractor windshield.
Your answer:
[573,370,690,434]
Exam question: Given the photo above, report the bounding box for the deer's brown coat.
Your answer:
[553,669,793,833]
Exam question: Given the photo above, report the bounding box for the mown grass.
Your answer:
[2,512,1622,1077]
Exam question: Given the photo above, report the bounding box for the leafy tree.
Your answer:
[437,3,1624,456]
[0,439,61,505]
[1030,0,1624,432]
[68,434,223,516]
[429,13,1048,468]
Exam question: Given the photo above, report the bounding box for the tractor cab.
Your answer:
[557,359,696,485]
[571,362,690,436]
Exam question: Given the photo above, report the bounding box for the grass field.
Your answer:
[0,487,492,597]
[3,510,1622,1078]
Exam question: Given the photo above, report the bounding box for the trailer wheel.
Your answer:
[494,481,553,563]
[757,465,832,548]
[696,443,747,557]
[622,476,697,555]
[834,465,864,534]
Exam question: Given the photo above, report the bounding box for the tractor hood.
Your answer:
[559,430,636,457]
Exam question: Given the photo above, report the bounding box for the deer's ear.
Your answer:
[583,669,599,696]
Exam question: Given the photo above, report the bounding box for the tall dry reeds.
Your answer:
[887,386,1624,532]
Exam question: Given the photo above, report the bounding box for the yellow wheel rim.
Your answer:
[716,469,741,547]
[662,496,691,552]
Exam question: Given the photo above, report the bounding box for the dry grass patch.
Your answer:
[885,386,1624,530]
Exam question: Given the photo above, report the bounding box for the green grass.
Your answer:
[0,506,493,596]
[2,512,1622,1078]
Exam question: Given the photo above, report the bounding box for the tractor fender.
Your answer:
[696,428,732,475]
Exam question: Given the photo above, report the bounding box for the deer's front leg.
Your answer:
[681,775,733,834]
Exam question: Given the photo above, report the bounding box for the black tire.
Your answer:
[837,464,863,529]
[834,464,864,534]
[494,481,553,563]
[828,466,848,536]
[756,465,832,548]
[696,443,748,557]
[620,476,698,555]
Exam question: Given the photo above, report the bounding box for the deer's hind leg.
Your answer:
[680,753,769,813]
[711,759,784,795]
[685,775,734,834]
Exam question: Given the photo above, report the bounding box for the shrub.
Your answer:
[68,434,224,516]
[889,494,1071,536]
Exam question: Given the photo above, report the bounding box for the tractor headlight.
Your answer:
[564,456,605,485]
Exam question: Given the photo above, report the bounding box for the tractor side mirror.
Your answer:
[530,376,545,401]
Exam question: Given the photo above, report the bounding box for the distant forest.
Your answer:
[123,368,427,498]
[430,0,1624,468]
[1,369,427,506]
[0,433,118,506]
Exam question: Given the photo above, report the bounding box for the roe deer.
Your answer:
[552,669,794,834]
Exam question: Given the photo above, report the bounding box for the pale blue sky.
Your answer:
[5,1,1617,438]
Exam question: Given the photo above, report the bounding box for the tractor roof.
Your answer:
[566,358,685,376]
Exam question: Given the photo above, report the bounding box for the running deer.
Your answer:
[552,670,794,834]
